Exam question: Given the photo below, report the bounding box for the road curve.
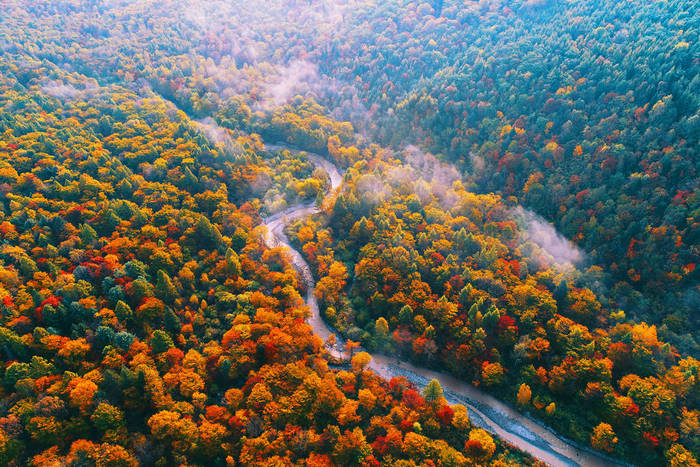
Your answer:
[261,143,631,467]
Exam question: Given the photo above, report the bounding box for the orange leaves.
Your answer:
[358,388,377,412]
[336,399,361,427]
[516,383,532,406]
[68,378,98,410]
[315,260,348,308]
[630,323,660,349]
[147,410,198,454]
[58,338,91,368]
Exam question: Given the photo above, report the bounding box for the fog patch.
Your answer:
[512,206,582,271]
[258,60,321,109]
[41,80,97,99]
[194,117,244,156]
[404,145,461,208]
[469,151,485,173]
[356,173,390,206]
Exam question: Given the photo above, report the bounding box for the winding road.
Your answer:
[261,143,631,467]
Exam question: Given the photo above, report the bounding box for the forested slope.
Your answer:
[0,0,697,466]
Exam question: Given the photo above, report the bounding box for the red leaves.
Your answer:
[430,251,445,265]
[35,295,63,321]
[401,389,425,410]
[575,189,590,205]
[437,405,454,425]
[497,315,516,332]
[263,341,277,361]
[642,431,659,448]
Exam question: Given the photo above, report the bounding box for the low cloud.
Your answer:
[259,60,321,109]
[469,151,485,173]
[194,117,243,155]
[41,80,97,99]
[404,145,461,207]
[512,206,582,270]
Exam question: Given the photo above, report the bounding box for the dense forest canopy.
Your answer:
[0,0,697,466]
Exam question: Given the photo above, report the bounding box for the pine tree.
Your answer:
[155,270,177,304]
[423,379,443,402]
[225,248,241,277]
[151,330,174,354]
[114,300,133,324]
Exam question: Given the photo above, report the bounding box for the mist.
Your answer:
[512,206,583,271]
[41,80,97,99]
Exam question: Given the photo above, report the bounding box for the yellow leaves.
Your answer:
[674,41,690,49]
[500,124,513,137]
[451,404,471,431]
[544,141,561,152]
[147,410,198,454]
[0,267,19,287]
[297,225,315,245]
[555,85,574,95]
[666,444,700,467]
[64,440,137,467]
[351,352,372,373]
[198,419,227,452]
[546,402,556,415]
[403,431,430,459]
[679,407,700,441]
[58,338,90,367]
[466,428,496,460]
[590,423,617,452]
[481,361,504,386]
[248,382,273,409]
[574,145,583,156]
[224,388,244,411]
[315,260,348,307]
[336,399,361,426]
[0,166,18,182]
[357,388,377,411]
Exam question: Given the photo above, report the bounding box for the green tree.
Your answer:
[151,330,174,354]
[114,300,133,324]
[155,269,178,303]
[423,379,443,402]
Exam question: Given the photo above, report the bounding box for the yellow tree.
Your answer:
[591,423,618,453]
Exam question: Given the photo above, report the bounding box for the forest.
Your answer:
[0,0,697,466]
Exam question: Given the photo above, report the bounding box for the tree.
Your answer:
[151,330,174,354]
[225,248,241,277]
[423,379,443,403]
[465,428,496,461]
[91,403,124,433]
[345,340,360,358]
[148,410,199,455]
[351,352,372,373]
[375,317,389,336]
[590,423,618,453]
[481,362,504,386]
[333,427,372,465]
[517,383,532,406]
[665,444,700,467]
[155,269,178,303]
